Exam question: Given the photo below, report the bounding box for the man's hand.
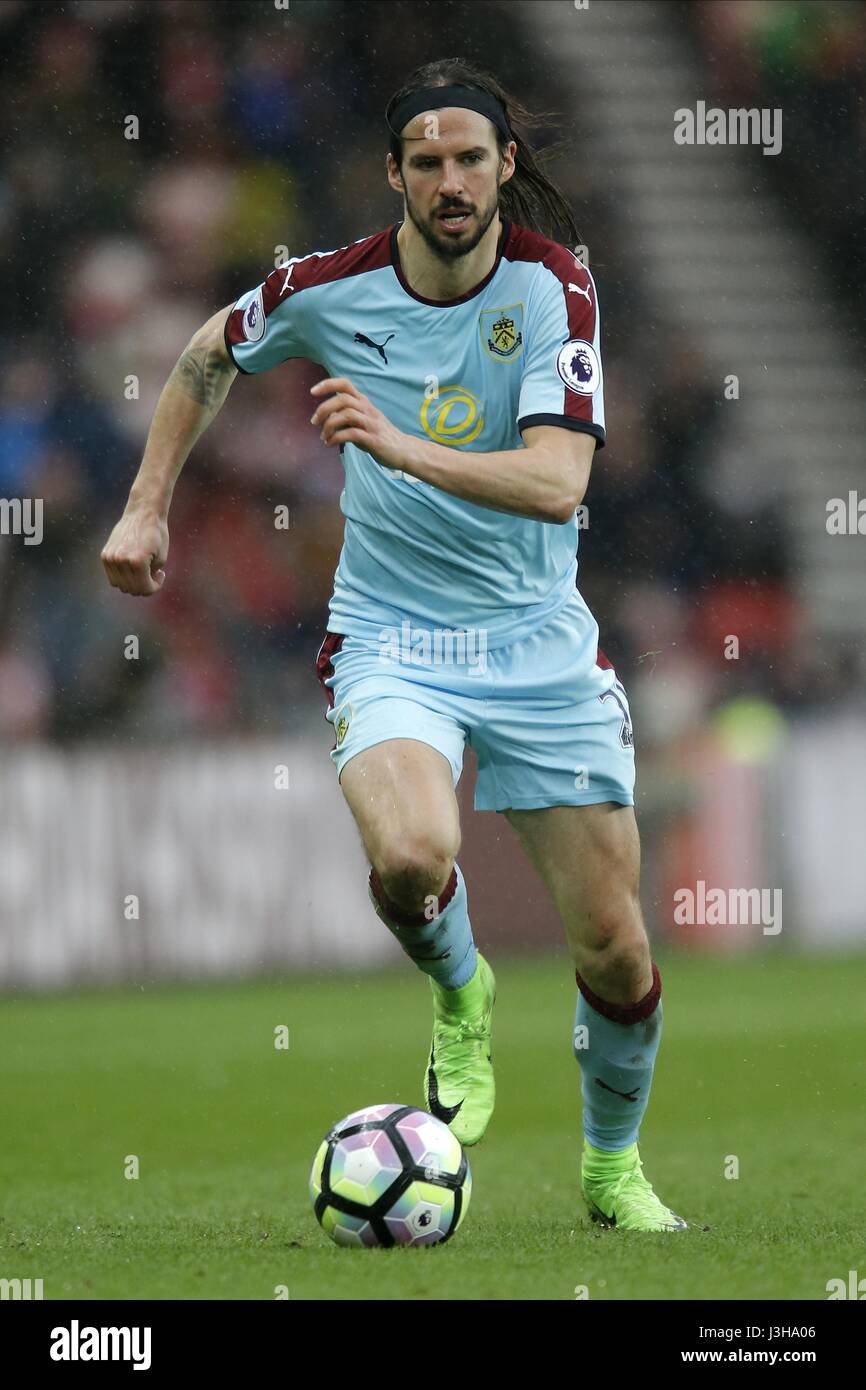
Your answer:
[310,377,409,470]
[101,506,169,596]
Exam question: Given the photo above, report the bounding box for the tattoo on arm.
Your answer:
[172,345,234,407]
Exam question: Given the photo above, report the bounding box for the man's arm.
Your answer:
[396,423,594,524]
[310,377,594,524]
[101,304,238,596]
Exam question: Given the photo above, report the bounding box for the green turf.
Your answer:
[1,952,864,1300]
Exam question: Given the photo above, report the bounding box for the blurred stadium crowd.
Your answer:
[689,0,866,334]
[0,0,859,744]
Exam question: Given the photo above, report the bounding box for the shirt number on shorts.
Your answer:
[599,681,634,750]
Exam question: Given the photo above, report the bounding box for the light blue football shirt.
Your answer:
[225,218,605,651]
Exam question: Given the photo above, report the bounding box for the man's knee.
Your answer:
[373,837,457,911]
[573,897,651,999]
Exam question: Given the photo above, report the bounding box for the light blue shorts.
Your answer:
[315,590,635,812]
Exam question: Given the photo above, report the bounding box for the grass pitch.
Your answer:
[1,952,864,1301]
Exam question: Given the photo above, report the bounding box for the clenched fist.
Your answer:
[101,507,169,596]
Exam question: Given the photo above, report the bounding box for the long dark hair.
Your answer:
[386,57,582,249]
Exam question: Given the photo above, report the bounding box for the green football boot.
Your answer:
[581,1141,687,1231]
[424,951,496,1146]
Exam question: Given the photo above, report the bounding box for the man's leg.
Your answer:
[340,737,472,982]
[340,738,496,1143]
[505,800,650,1002]
[504,800,686,1230]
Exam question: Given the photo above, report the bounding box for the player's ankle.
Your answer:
[583,1138,638,1168]
[431,953,482,1005]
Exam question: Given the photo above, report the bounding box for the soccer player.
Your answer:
[101,59,686,1232]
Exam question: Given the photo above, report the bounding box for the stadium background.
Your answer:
[1,0,864,1302]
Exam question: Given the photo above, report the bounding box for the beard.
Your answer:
[404,187,500,261]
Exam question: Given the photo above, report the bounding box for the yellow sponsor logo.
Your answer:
[420,385,484,446]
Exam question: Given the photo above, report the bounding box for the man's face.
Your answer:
[388,107,516,260]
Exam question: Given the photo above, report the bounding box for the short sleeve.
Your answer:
[517,260,605,449]
[224,261,310,374]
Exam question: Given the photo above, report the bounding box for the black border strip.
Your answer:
[518,415,606,448]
